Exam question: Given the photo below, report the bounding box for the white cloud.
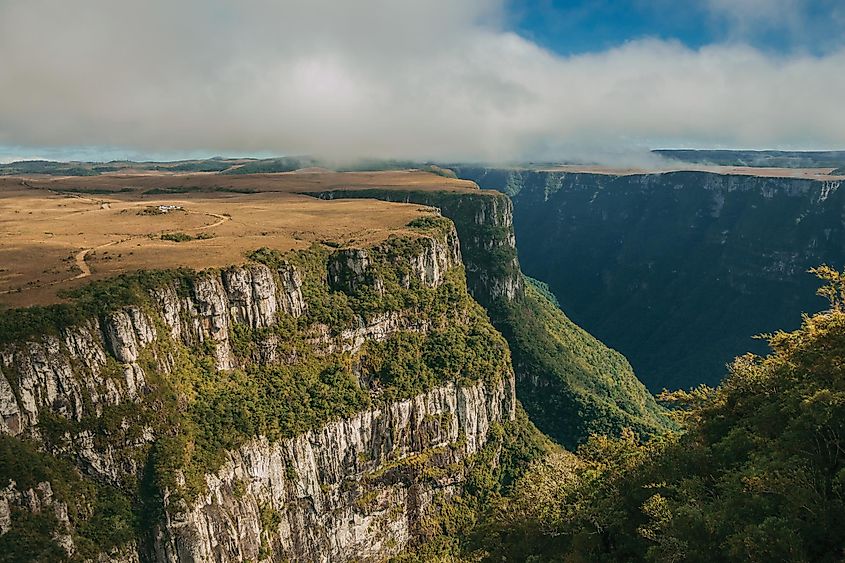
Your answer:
[704,0,842,50]
[0,0,844,162]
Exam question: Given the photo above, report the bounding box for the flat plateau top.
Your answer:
[539,165,845,181]
[0,170,478,308]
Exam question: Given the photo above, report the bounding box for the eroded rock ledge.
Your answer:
[0,218,516,562]
[156,378,514,562]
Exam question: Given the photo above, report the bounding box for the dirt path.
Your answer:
[73,240,122,279]
[193,212,229,231]
[70,212,229,280]
[0,209,233,297]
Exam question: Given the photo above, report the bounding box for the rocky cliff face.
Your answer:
[0,262,307,441]
[305,187,670,449]
[0,220,515,562]
[308,189,523,312]
[155,378,513,563]
[455,167,845,389]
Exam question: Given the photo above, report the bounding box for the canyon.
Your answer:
[0,171,663,561]
[455,166,844,390]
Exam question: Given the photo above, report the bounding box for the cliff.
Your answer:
[154,378,511,562]
[0,217,516,562]
[309,190,523,313]
[454,167,845,390]
[308,189,669,448]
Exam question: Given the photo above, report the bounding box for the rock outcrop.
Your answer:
[308,189,523,311]
[0,262,309,438]
[154,377,515,562]
[0,221,515,562]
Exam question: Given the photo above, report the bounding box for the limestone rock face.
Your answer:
[457,166,845,389]
[222,264,279,329]
[0,480,75,556]
[404,230,462,288]
[105,307,156,364]
[0,261,310,437]
[276,263,307,317]
[328,249,384,295]
[310,190,524,309]
[152,264,308,371]
[154,376,516,563]
[467,195,523,303]
[191,273,237,370]
[0,224,516,562]
[0,479,140,563]
[0,313,151,437]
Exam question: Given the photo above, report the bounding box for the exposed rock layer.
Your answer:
[155,378,514,562]
[309,189,523,311]
[0,223,515,562]
[456,167,845,389]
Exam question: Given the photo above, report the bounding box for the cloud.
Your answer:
[1,0,844,162]
[704,0,844,51]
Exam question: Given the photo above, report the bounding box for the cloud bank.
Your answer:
[1,0,844,162]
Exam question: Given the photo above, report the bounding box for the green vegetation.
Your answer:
[455,166,845,391]
[0,220,517,559]
[311,188,671,448]
[459,268,845,561]
[524,275,559,307]
[304,188,521,312]
[498,281,671,448]
[360,319,509,404]
[0,269,195,346]
[160,231,214,242]
[154,231,506,503]
[251,217,457,324]
[0,436,136,562]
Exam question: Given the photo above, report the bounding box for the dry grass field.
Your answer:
[0,170,480,308]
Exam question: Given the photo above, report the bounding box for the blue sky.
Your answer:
[1,0,845,164]
[512,0,713,54]
[510,0,843,55]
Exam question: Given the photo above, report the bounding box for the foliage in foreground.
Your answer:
[469,268,845,562]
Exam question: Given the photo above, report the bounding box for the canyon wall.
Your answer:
[456,167,845,389]
[0,219,516,562]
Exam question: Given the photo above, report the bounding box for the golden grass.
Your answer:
[0,170,478,307]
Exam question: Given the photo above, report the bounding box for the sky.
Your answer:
[1,0,844,164]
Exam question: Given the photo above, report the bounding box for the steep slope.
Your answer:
[455,167,843,390]
[497,280,670,446]
[0,217,521,562]
[309,188,669,448]
[479,269,845,562]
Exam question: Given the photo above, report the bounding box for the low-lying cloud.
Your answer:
[1,0,844,162]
